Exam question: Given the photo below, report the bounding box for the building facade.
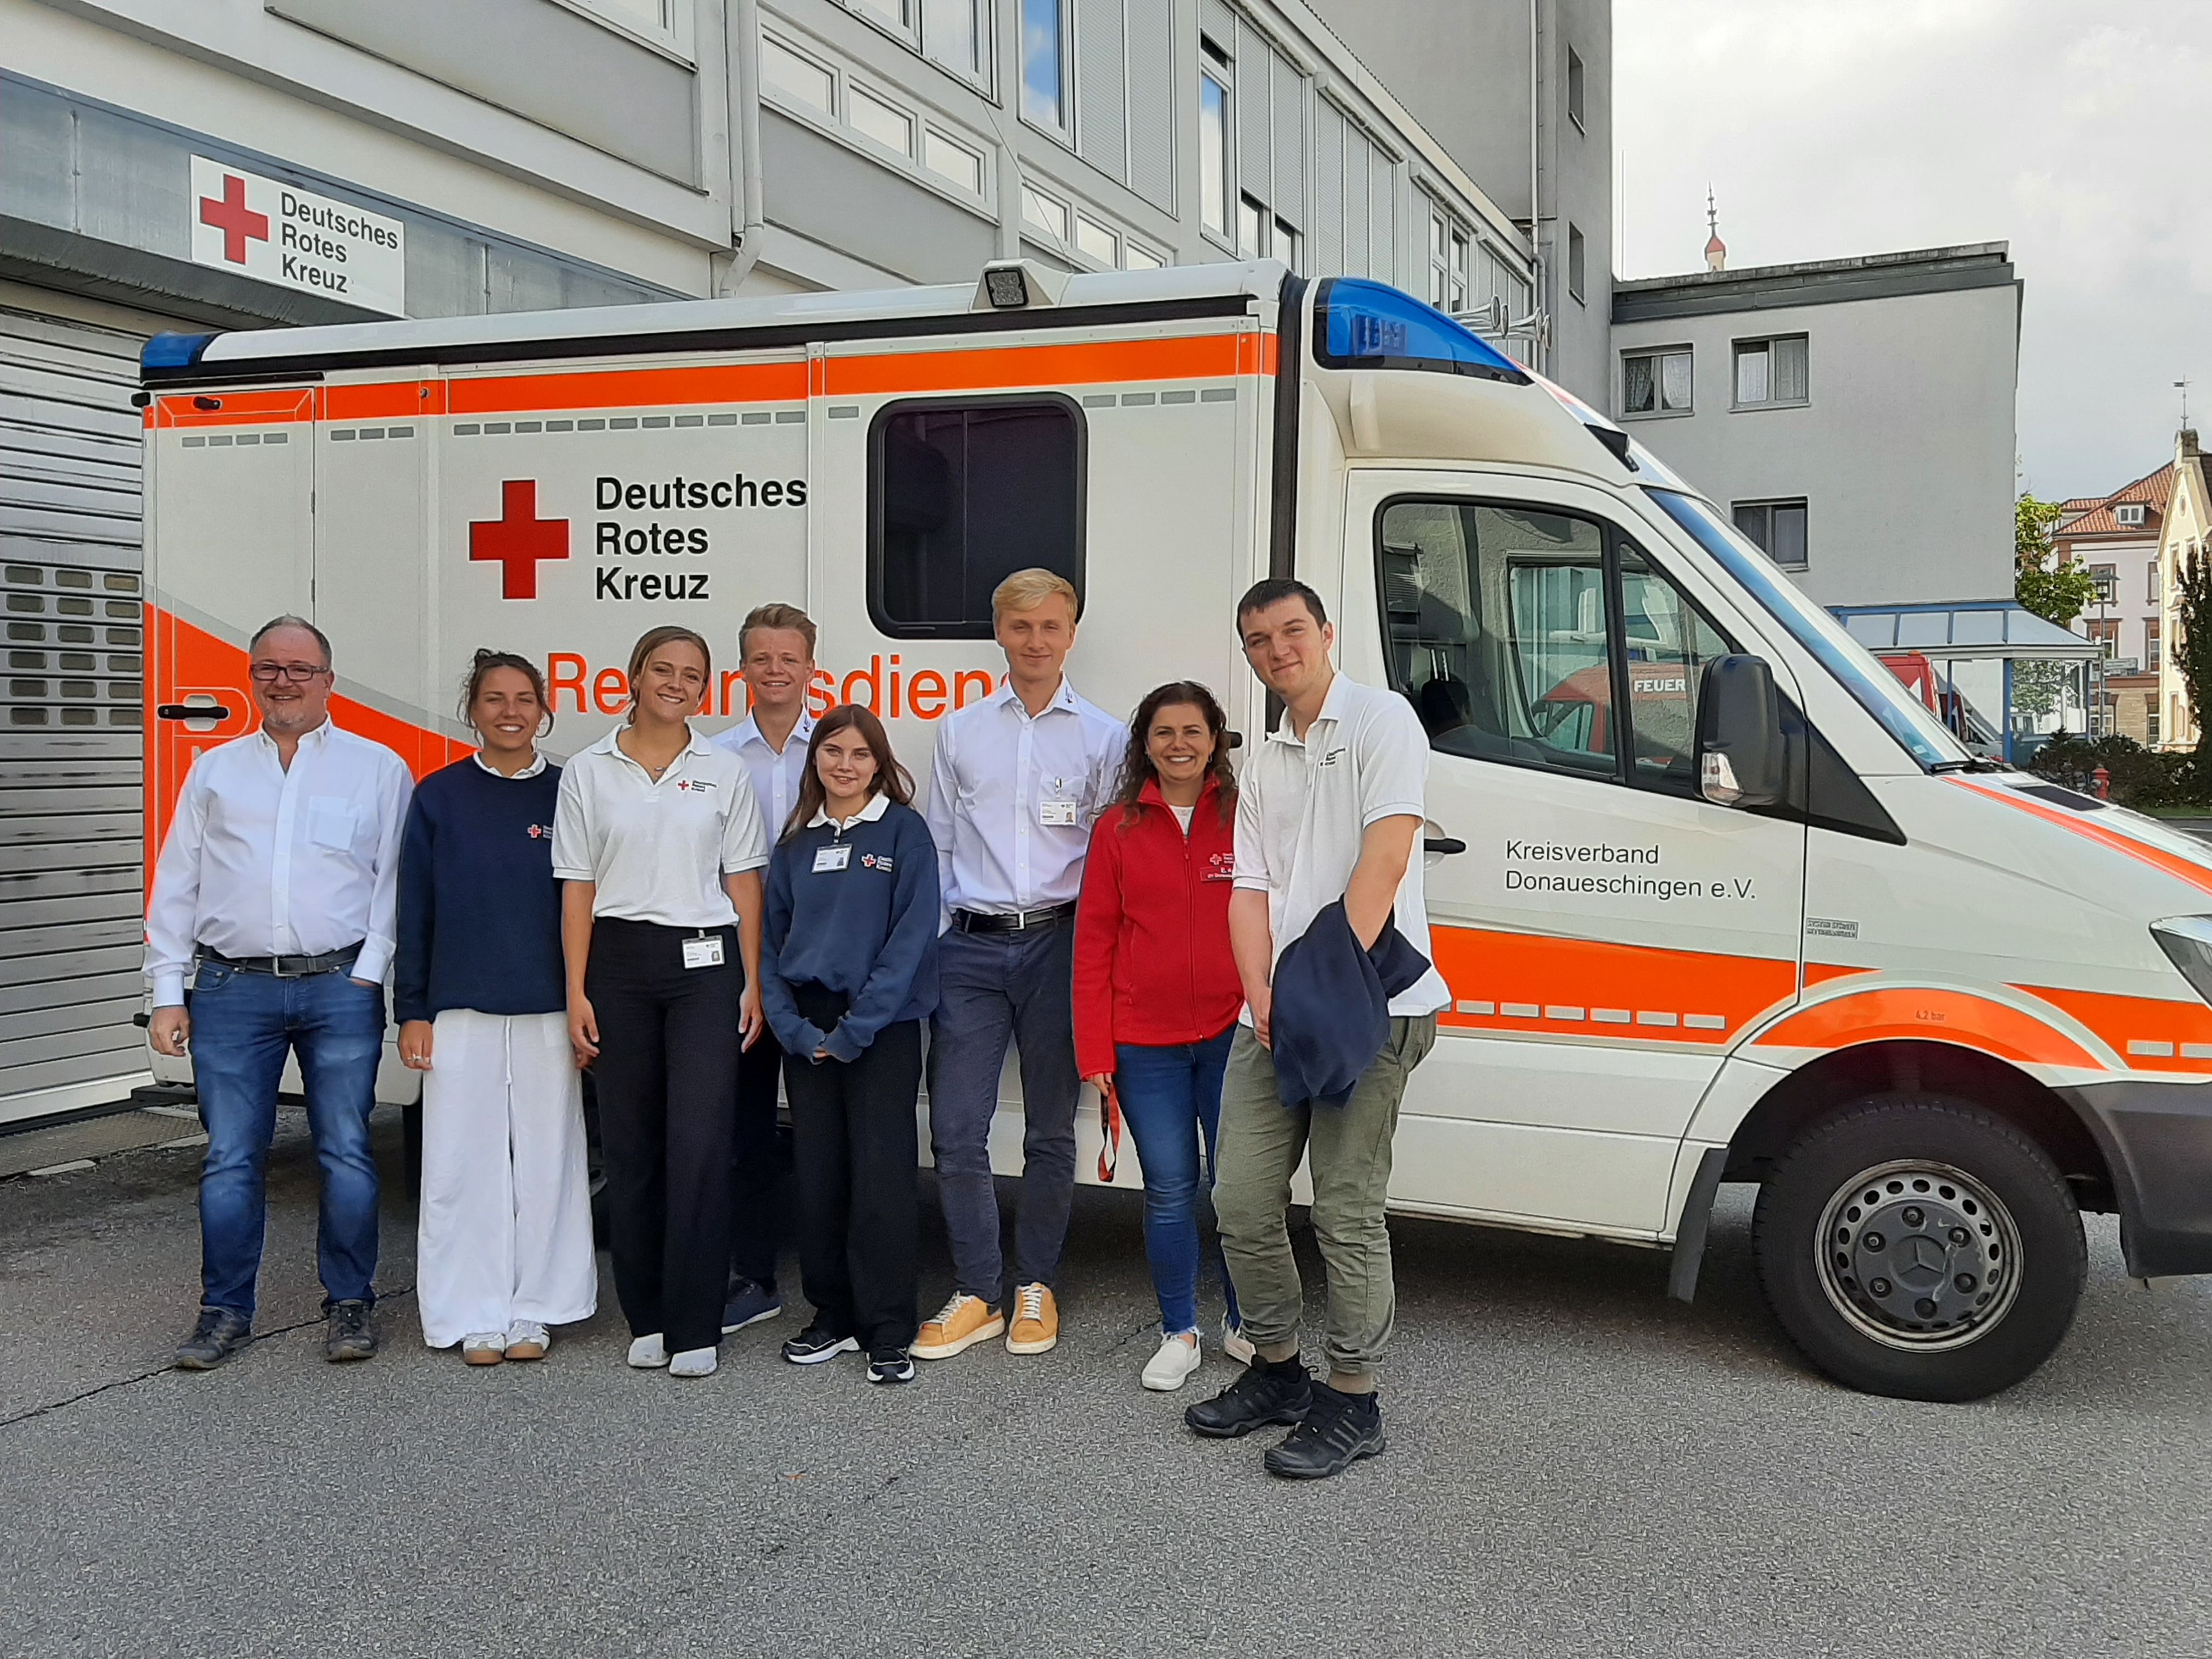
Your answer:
[2155,430,2212,753]
[0,0,1577,1124]
[2052,464,2169,744]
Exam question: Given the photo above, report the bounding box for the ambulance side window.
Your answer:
[1618,542,1735,794]
[1378,498,1618,780]
[868,396,1085,639]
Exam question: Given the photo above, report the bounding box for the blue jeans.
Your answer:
[188,960,387,1319]
[1115,1029,1240,1337]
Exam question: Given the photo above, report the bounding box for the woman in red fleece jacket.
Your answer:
[1075,681,1249,1392]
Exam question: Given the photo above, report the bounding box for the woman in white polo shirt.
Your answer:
[552,624,770,1379]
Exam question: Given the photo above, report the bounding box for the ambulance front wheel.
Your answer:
[1752,1094,2086,1402]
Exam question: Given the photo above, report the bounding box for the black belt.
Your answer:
[952,903,1077,935]
[199,943,364,978]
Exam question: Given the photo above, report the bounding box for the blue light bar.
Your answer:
[141,332,217,374]
[1312,278,1528,383]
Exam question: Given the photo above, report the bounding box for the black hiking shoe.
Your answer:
[1183,1356,1312,1438]
[324,1300,377,1362]
[175,1306,252,1370]
[867,1348,916,1385]
[1262,1383,1385,1479]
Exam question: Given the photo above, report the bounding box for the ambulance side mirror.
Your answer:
[1695,655,1786,809]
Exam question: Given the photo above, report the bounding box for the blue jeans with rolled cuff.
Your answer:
[187,955,387,1320]
[1114,1029,1241,1338]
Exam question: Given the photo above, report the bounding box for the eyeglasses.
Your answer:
[249,662,331,683]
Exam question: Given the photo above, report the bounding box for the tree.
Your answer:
[2014,494,2096,625]
[2175,544,2212,760]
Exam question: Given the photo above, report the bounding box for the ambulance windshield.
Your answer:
[1311,279,1529,383]
[1648,488,1971,773]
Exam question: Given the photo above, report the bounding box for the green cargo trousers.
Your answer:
[1211,1016,1437,1381]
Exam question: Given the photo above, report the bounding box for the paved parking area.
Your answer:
[3,1105,2210,1658]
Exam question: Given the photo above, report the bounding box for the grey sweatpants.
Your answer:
[1211,1016,1437,1380]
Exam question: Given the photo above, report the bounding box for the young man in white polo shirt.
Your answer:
[1185,577,1447,1479]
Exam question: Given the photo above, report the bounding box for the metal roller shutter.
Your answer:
[0,281,162,1124]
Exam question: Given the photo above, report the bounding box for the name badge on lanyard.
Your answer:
[1039,799,1078,827]
[813,842,853,873]
[681,933,725,970]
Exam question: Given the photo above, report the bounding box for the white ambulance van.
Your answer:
[138,260,2212,1401]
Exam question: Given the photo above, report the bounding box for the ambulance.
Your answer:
[138,260,2212,1402]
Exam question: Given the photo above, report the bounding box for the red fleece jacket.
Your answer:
[1073,776,1243,1078]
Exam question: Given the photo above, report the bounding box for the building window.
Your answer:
[921,0,987,81]
[1567,224,1586,304]
[923,128,984,195]
[1020,185,1069,243]
[871,397,1085,639]
[1429,206,1470,313]
[1020,0,1068,133]
[2090,563,2117,604]
[1567,47,1586,132]
[2086,618,2120,657]
[571,0,690,55]
[2150,558,2162,603]
[1621,348,1691,416]
[1074,213,1118,268]
[762,36,836,116]
[848,84,915,157]
[2149,619,2162,671]
[1199,40,1232,241]
[1733,335,1809,407]
[1732,499,1808,569]
[2116,502,2146,527]
[1124,243,1165,271]
[2150,706,2162,745]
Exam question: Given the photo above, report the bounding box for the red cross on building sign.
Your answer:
[188,156,407,316]
[471,480,570,600]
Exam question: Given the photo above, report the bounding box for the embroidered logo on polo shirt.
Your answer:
[1204,851,1234,881]
[673,779,716,794]
[526,824,552,839]
[1317,747,1347,767]
[861,853,895,872]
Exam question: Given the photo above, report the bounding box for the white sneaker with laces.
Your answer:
[505,1320,550,1361]
[1142,1332,1204,1392]
[669,1345,718,1378]
[626,1333,669,1369]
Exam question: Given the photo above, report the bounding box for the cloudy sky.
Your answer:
[1613,0,2208,502]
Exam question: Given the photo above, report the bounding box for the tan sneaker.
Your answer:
[912,1293,1005,1360]
[1006,1283,1058,1355]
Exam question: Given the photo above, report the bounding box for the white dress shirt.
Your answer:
[926,676,1125,918]
[1233,672,1450,1018]
[551,724,768,929]
[712,707,815,843]
[145,719,414,1005]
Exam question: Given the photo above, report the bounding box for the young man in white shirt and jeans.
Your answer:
[146,616,414,1370]
[1185,578,1448,1479]
[916,569,1124,1361]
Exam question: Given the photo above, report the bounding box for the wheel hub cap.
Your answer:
[1815,1160,2024,1352]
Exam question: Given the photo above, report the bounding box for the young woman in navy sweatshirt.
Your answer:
[760,703,940,1385]
[1074,681,1249,1392]
[396,651,596,1365]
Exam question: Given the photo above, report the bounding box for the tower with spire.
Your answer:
[1705,188,1727,272]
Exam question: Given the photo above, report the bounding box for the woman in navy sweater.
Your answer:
[760,703,939,1384]
[396,651,596,1365]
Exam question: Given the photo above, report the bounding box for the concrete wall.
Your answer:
[1612,280,2020,609]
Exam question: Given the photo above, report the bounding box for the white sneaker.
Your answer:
[669,1345,718,1378]
[626,1333,668,1369]
[1141,1332,1204,1392]
[505,1321,550,1361]
[1222,1319,1256,1366]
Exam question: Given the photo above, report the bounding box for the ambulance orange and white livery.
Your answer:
[141,260,2212,1401]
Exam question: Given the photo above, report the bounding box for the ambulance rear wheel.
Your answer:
[1752,1094,2085,1402]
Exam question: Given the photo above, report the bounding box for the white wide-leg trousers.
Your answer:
[416,1009,598,1348]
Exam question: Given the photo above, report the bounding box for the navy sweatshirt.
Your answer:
[393,757,566,1025]
[761,796,940,1063]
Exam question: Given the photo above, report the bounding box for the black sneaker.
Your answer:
[721,1277,785,1334]
[868,1348,916,1385]
[1262,1384,1385,1480]
[324,1300,377,1363]
[781,1323,859,1365]
[175,1306,252,1370]
[1184,1357,1312,1438]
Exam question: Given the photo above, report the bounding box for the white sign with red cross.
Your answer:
[188,156,406,316]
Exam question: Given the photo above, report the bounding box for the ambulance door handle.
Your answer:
[158,703,233,721]
[1425,836,1467,855]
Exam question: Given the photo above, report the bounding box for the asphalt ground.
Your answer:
[3,1105,2209,1658]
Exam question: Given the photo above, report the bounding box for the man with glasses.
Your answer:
[147,616,414,1369]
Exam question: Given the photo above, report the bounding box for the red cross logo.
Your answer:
[198,174,269,265]
[469,480,569,600]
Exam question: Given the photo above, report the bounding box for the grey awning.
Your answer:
[1833,604,2100,661]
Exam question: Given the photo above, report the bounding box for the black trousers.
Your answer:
[728,1022,784,1290]
[785,984,921,1352]
[585,918,742,1354]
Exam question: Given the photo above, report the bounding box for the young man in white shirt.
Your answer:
[915,569,1124,1360]
[146,616,414,1370]
[1185,578,1447,1478]
[710,603,820,1336]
